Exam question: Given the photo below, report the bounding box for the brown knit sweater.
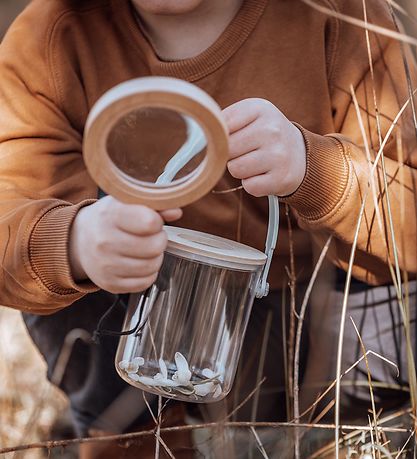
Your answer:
[0,0,416,313]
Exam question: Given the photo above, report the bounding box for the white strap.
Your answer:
[157,115,279,299]
[255,195,279,298]
[156,116,206,185]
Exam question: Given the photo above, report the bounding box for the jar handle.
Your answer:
[255,195,279,298]
[156,116,207,185]
[155,119,279,299]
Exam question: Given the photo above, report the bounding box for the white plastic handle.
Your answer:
[156,116,207,185]
[255,195,279,298]
[157,116,279,299]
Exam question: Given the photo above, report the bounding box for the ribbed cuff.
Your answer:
[281,125,351,221]
[29,200,99,296]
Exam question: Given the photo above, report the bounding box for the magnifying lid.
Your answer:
[83,76,229,210]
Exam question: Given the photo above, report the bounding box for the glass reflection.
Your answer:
[106,107,207,186]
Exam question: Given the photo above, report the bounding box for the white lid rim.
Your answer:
[164,226,267,270]
[165,245,265,271]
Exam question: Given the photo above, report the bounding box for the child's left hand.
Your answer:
[223,98,307,197]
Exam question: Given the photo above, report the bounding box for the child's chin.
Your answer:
[131,0,205,15]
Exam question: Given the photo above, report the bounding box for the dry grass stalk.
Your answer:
[310,400,336,426]
[350,317,382,454]
[250,310,273,423]
[250,427,269,459]
[222,377,267,423]
[142,393,158,424]
[142,393,175,459]
[155,396,162,459]
[281,283,291,421]
[368,415,378,459]
[387,3,417,422]
[0,420,411,456]
[332,79,417,459]
[387,0,417,23]
[285,204,297,425]
[211,185,243,194]
[293,235,333,459]
[309,409,410,458]
[295,332,399,422]
[248,310,272,459]
[394,428,416,458]
[384,4,417,420]
[300,0,417,46]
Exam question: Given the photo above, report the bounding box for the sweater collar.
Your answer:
[113,0,268,82]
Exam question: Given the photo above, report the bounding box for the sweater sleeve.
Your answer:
[0,7,99,313]
[282,1,417,285]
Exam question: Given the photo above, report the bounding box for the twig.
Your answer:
[211,186,243,194]
[143,393,158,425]
[300,0,417,46]
[311,400,335,426]
[293,235,333,459]
[250,427,270,459]
[297,349,399,422]
[237,187,243,242]
[386,0,417,25]
[156,435,176,459]
[394,429,415,459]
[222,377,267,422]
[350,317,382,452]
[285,204,297,427]
[387,2,417,420]
[308,408,411,459]
[250,310,273,423]
[281,283,290,420]
[155,396,161,459]
[368,414,377,459]
[249,310,272,459]
[0,421,411,455]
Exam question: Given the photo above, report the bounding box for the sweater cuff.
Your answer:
[29,200,99,296]
[281,125,351,221]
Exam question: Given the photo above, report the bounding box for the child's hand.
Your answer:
[223,98,307,197]
[69,196,182,293]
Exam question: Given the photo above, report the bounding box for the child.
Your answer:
[0,0,416,456]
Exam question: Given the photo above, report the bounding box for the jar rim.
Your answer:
[164,226,267,270]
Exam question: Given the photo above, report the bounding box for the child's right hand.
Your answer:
[69,196,182,293]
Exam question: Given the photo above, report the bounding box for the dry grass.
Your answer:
[0,307,69,458]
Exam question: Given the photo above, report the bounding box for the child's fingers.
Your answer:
[241,174,272,198]
[160,208,183,222]
[227,151,268,180]
[115,204,163,235]
[222,99,260,134]
[115,232,168,259]
[228,120,263,159]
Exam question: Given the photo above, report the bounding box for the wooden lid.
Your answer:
[83,77,229,210]
[165,226,267,270]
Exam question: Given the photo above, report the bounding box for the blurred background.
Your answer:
[0,0,28,37]
[0,0,416,458]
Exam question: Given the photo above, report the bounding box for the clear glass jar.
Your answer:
[115,226,266,403]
